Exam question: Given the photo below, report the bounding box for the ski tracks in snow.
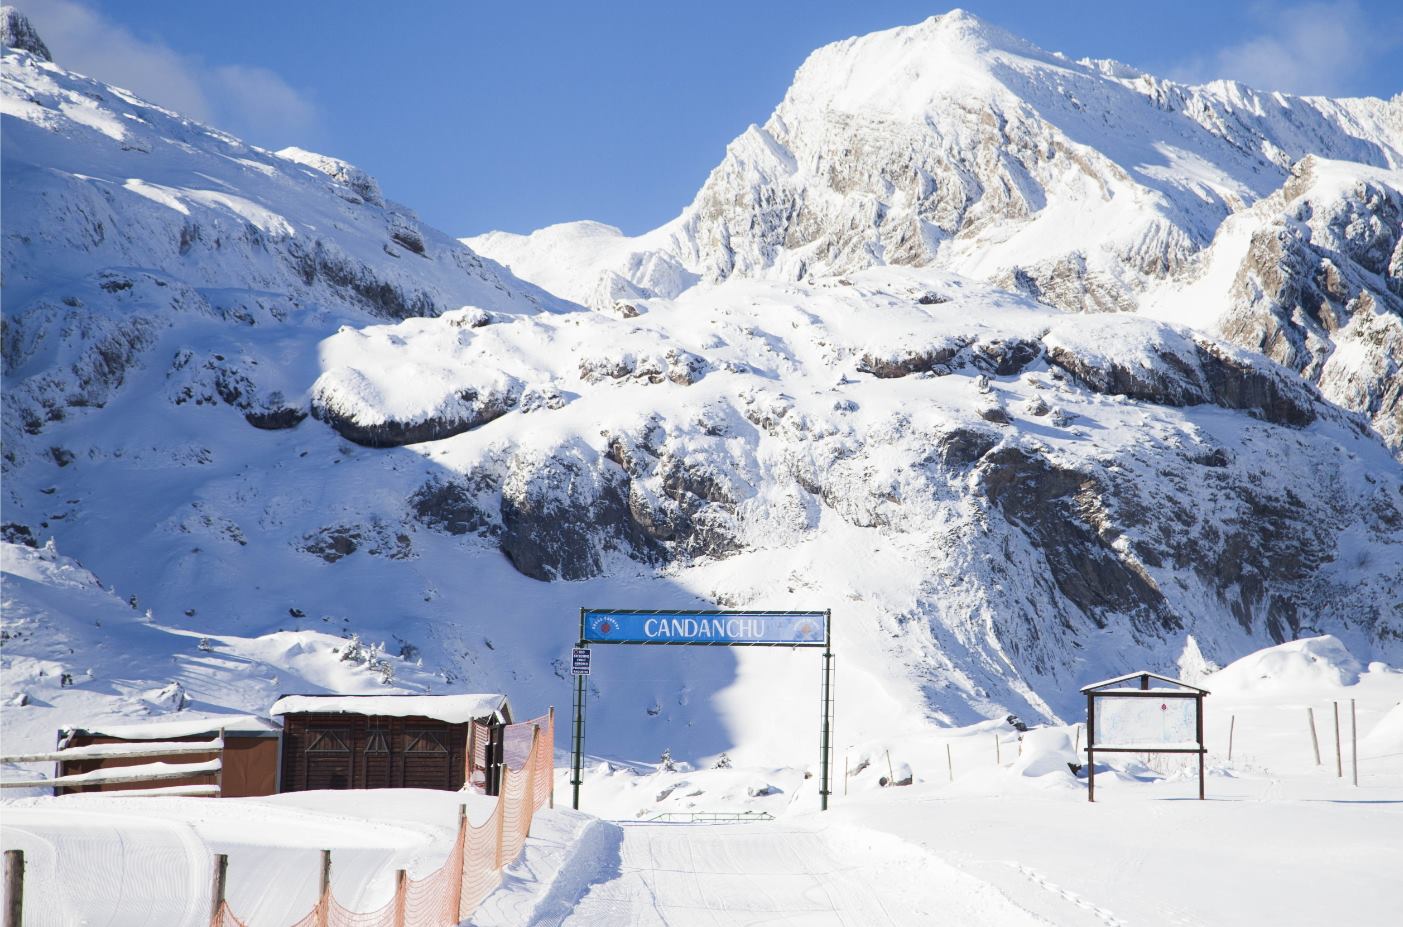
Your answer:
[552,821,1051,926]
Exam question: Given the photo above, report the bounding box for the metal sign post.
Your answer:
[569,608,833,812]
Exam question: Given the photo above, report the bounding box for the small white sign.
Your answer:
[571,647,592,676]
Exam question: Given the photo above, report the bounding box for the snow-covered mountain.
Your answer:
[468,10,1403,452]
[3,8,1401,768]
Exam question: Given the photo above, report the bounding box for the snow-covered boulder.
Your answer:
[1010,728,1078,778]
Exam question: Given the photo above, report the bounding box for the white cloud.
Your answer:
[18,0,321,146]
[1170,1,1398,96]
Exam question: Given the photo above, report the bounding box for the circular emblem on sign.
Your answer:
[795,619,819,641]
[1160,703,1168,711]
[589,615,617,638]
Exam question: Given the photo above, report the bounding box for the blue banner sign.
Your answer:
[582,610,827,646]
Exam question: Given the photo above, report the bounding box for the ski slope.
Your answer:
[551,821,1043,927]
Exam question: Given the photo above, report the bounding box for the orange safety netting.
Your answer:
[211,713,554,927]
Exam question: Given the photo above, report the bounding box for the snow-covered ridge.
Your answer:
[468,9,1403,455]
[0,35,562,466]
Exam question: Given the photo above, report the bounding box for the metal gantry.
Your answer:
[569,608,834,812]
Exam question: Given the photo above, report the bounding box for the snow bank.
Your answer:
[63,714,278,739]
[268,693,509,723]
[1360,701,1403,756]
[1207,635,1363,694]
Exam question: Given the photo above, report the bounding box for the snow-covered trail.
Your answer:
[554,821,1047,926]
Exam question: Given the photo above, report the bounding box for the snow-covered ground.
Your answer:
[4,635,1399,926]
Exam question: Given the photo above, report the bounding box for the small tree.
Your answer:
[713,752,732,769]
[660,747,676,773]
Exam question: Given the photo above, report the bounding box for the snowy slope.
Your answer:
[3,9,1402,778]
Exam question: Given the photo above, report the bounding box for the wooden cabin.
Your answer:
[56,715,282,797]
[269,694,512,793]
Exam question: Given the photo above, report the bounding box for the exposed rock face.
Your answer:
[498,444,663,581]
[1212,158,1403,452]
[409,478,497,537]
[1,6,49,60]
[1042,318,1320,428]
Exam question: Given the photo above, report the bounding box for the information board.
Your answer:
[1093,694,1198,747]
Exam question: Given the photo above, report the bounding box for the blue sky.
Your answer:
[20,0,1403,237]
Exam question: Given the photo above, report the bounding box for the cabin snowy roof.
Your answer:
[61,714,281,739]
[268,694,511,724]
[1080,671,1209,695]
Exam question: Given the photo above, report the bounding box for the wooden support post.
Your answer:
[1228,715,1236,762]
[994,734,1001,766]
[1073,724,1080,754]
[317,849,331,927]
[885,749,895,785]
[1351,699,1358,787]
[1334,701,1343,778]
[209,853,228,925]
[392,869,407,927]
[466,720,479,792]
[1086,692,1096,803]
[1307,707,1321,766]
[843,756,848,796]
[215,727,225,798]
[1196,694,1205,801]
[4,850,23,927]
[946,743,953,783]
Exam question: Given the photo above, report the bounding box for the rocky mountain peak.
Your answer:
[1,5,50,61]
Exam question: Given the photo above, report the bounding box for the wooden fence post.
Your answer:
[493,780,508,871]
[547,707,556,809]
[843,756,848,796]
[884,750,895,785]
[451,804,466,919]
[946,744,953,783]
[4,850,22,927]
[1307,707,1321,766]
[994,734,1001,766]
[524,727,541,834]
[1351,699,1358,787]
[393,869,407,927]
[1333,702,1343,778]
[1228,715,1236,762]
[317,849,331,927]
[209,853,228,925]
